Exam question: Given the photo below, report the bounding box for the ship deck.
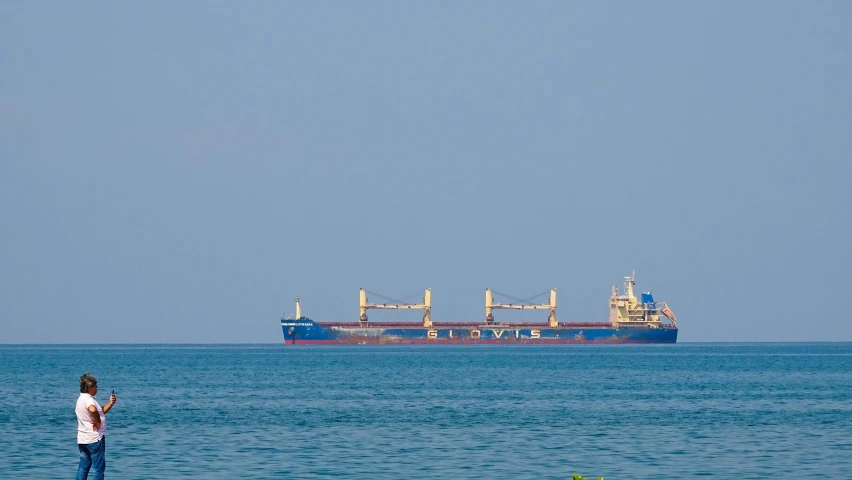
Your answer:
[312,321,674,329]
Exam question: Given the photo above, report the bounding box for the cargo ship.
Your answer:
[280,273,678,344]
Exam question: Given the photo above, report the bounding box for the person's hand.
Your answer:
[92,420,101,430]
[110,392,116,405]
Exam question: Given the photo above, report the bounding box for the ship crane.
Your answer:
[360,288,432,327]
[485,288,557,328]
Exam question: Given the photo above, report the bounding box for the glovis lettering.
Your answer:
[428,329,438,339]
[449,330,454,338]
[491,330,504,338]
[470,329,481,339]
[531,330,541,339]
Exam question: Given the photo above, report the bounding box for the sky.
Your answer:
[1,1,850,343]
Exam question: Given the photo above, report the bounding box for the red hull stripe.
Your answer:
[284,339,669,345]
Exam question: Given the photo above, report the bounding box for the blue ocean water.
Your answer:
[1,343,850,479]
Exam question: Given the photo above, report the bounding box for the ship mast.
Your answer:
[624,271,636,301]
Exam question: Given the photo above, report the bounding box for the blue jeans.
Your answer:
[76,436,105,480]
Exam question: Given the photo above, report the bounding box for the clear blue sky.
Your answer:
[2,2,850,343]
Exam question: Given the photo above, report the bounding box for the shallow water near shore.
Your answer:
[1,343,850,479]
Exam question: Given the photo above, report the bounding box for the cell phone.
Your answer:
[111,390,115,396]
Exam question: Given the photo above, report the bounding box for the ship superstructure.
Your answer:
[608,272,678,328]
[281,273,678,344]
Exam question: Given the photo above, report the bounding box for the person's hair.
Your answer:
[80,373,97,393]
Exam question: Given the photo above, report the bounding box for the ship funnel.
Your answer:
[295,297,302,320]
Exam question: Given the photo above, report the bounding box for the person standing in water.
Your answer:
[75,373,116,480]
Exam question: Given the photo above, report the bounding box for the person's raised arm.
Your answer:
[102,392,116,414]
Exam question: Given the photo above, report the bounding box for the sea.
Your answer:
[0,343,850,479]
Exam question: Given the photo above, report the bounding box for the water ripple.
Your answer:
[0,343,850,479]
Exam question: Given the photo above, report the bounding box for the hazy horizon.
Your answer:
[2,2,850,343]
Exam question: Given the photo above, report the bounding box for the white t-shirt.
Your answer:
[76,393,106,444]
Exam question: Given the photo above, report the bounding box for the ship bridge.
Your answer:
[609,272,677,328]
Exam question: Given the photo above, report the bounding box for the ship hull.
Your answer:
[281,320,677,345]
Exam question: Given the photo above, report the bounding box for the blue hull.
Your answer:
[281,319,677,345]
